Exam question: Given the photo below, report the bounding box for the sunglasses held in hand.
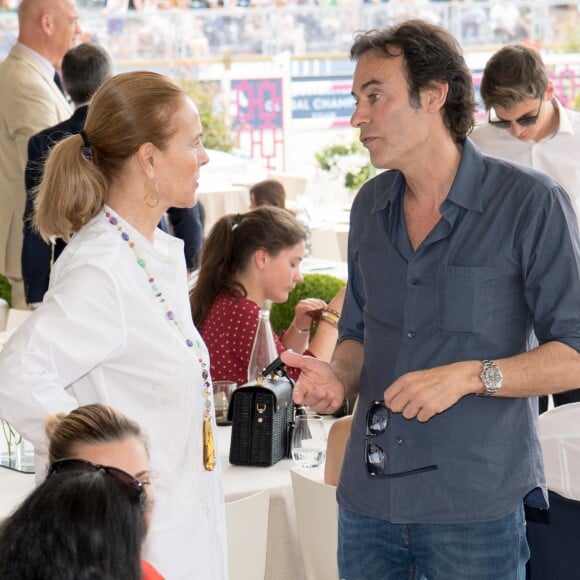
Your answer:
[365,401,438,478]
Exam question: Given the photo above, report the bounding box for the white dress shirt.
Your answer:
[0,207,228,580]
[471,98,580,219]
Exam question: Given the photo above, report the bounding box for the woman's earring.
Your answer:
[145,179,160,208]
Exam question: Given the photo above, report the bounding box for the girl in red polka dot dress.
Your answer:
[190,207,345,386]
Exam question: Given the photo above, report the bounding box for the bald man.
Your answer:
[0,0,81,308]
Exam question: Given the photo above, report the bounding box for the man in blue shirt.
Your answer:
[282,19,580,580]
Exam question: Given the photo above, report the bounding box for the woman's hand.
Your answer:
[292,298,327,332]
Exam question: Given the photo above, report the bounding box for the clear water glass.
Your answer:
[291,414,326,468]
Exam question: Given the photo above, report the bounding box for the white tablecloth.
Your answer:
[196,182,250,234]
[217,418,334,580]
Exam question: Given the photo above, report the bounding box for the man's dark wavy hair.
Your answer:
[350,19,476,142]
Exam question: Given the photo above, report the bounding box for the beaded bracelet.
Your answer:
[323,306,340,319]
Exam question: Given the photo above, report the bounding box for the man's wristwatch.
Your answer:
[478,360,503,396]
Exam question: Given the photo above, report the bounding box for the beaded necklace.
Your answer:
[105,209,216,471]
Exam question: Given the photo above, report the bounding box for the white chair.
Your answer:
[324,415,352,487]
[538,401,580,500]
[291,469,339,580]
[309,227,344,262]
[225,489,270,580]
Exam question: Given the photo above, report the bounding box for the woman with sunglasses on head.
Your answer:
[45,403,161,580]
[0,72,226,579]
[0,467,148,580]
[190,206,345,386]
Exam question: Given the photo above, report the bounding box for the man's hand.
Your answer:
[281,350,346,414]
[384,361,480,422]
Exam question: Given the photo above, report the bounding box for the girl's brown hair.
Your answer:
[190,206,306,326]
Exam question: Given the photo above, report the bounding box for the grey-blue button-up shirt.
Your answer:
[337,138,580,523]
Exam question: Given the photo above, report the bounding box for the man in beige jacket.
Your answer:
[0,0,80,308]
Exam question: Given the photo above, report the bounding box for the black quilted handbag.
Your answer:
[228,358,297,467]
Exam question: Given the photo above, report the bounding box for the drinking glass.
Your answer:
[213,380,237,426]
[291,414,326,468]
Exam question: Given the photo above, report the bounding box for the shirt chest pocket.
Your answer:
[436,265,519,335]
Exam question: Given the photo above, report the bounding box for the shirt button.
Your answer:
[395,435,404,445]
[410,278,419,285]
[407,331,416,339]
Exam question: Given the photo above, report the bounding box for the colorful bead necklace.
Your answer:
[105,209,216,471]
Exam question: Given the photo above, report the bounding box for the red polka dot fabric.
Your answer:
[199,292,309,386]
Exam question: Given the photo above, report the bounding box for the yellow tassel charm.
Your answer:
[203,415,216,471]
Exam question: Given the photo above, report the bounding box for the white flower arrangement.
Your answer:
[314,135,376,195]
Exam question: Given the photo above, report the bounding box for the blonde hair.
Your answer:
[34,71,187,241]
[46,404,146,464]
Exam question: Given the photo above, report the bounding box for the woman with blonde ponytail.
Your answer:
[0,71,226,580]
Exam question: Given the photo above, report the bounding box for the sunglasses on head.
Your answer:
[488,99,543,129]
[365,400,438,478]
[48,458,145,500]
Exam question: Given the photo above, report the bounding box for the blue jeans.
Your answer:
[338,504,529,580]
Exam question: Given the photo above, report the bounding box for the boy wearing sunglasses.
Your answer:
[472,44,580,411]
[472,44,580,219]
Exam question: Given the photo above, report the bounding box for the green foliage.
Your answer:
[315,136,376,194]
[0,274,12,307]
[179,80,234,152]
[270,273,346,334]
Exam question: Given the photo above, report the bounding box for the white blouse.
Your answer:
[0,207,228,580]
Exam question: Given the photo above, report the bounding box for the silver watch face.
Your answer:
[483,364,503,390]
